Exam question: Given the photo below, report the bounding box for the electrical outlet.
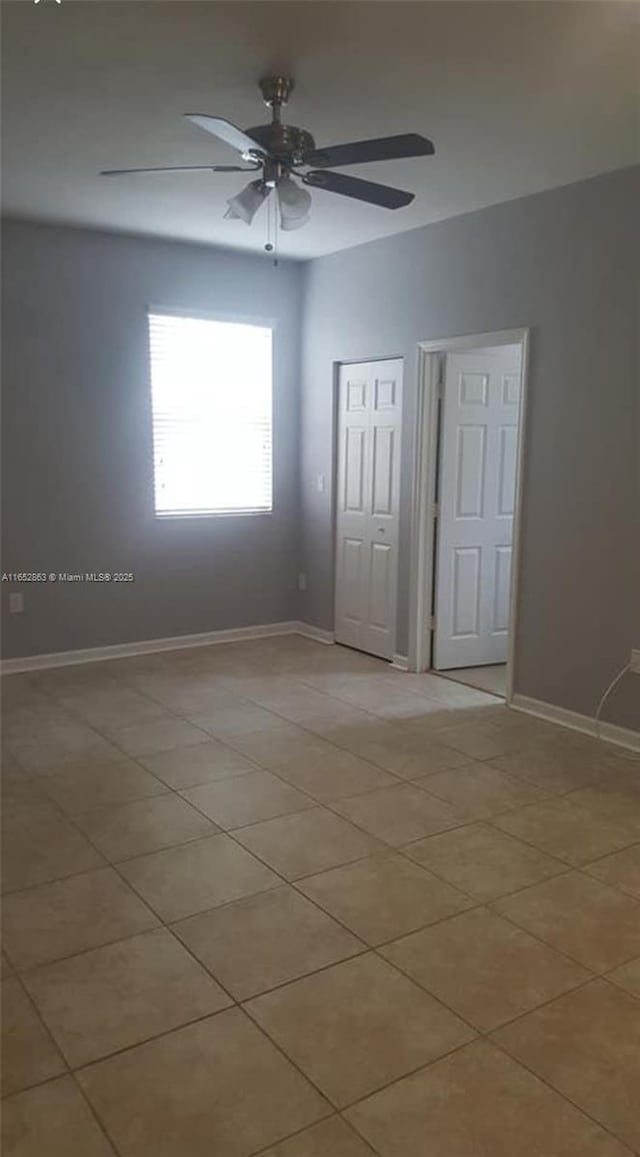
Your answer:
[9,592,24,615]
[316,474,326,494]
[630,650,640,675]
[297,572,307,592]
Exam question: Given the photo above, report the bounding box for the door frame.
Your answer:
[333,356,404,661]
[407,328,531,704]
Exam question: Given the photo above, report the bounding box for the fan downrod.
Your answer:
[247,77,314,164]
[259,76,293,113]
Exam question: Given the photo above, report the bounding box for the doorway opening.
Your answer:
[407,330,529,704]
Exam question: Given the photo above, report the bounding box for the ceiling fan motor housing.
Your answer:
[245,122,316,166]
[246,77,315,167]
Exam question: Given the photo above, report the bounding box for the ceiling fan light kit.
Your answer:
[101,75,435,248]
[224,179,269,224]
[276,175,312,231]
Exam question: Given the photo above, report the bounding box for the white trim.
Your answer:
[417,329,530,356]
[391,653,410,671]
[511,693,640,753]
[599,720,640,753]
[505,330,530,703]
[408,328,530,705]
[295,623,335,645]
[407,349,441,674]
[0,621,333,675]
[511,693,599,735]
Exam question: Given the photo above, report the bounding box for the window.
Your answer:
[148,312,273,517]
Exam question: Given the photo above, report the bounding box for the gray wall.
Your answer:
[3,172,638,731]
[1,220,303,657]
[300,166,639,729]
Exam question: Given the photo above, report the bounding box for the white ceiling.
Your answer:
[2,1,638,259]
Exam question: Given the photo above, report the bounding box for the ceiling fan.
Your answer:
[101,76,435,231]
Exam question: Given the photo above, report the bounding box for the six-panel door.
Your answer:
[335,360,403,659]
[434,344,522,669]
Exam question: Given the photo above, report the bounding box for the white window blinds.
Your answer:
[148,312,273,516]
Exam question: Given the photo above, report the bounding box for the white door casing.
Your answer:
[434,344,522,669]
[335,359,403,659]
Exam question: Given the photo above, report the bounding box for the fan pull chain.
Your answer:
[264,189,272,254]
[264,188,278,267]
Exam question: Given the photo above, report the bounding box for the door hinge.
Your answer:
[432,502,439,520]
[428,614,436,631]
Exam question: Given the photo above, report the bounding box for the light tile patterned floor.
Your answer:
[2,636,640,1156]
[441,663,507,698]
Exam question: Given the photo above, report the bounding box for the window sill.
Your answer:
[154,509,273,520]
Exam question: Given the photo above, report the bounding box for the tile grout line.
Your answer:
[5,666,412,1094]
[206,698,640,1157]
[90,664,639,875]
[488,1030,638,1154]
[1,969,70,1083]
[1,973,125,1157]
[2,927,630,1155]
[4,643,640,1154]
[240,991,479,1119]
[374,939,599,1037]
[0,772,553,1096]
[249,1111,384,1157]
[484,888,640,977]
[6,670,638,989]
[9,836,624,1147]
[7,674,637,985]
[2,688,344,1146]
[49,672,488,940]
[71,1069,129,1157]
[483,820,640,875]
[16,653,635,822]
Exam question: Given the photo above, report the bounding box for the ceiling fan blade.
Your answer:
[100,164,259,177]
[304,133,434,169]
[303,170,414,209]
[184,115,266,158]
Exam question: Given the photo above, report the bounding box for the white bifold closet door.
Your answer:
[434,344,522,670]
[335,359,403,660]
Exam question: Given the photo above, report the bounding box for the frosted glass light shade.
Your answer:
[225,180,270,224]
[278,176,312,231]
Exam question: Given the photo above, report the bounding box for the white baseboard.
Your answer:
[295,623,335,646]
[598,720,640,753]
[511,693,640,754]
[1,620,335,675]
[391,653,410,672]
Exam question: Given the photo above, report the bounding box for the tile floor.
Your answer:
[441,663,507,697]
[1,635,640,1156]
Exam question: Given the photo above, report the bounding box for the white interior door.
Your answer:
[434,344,522,669]
[335,359,402,659]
